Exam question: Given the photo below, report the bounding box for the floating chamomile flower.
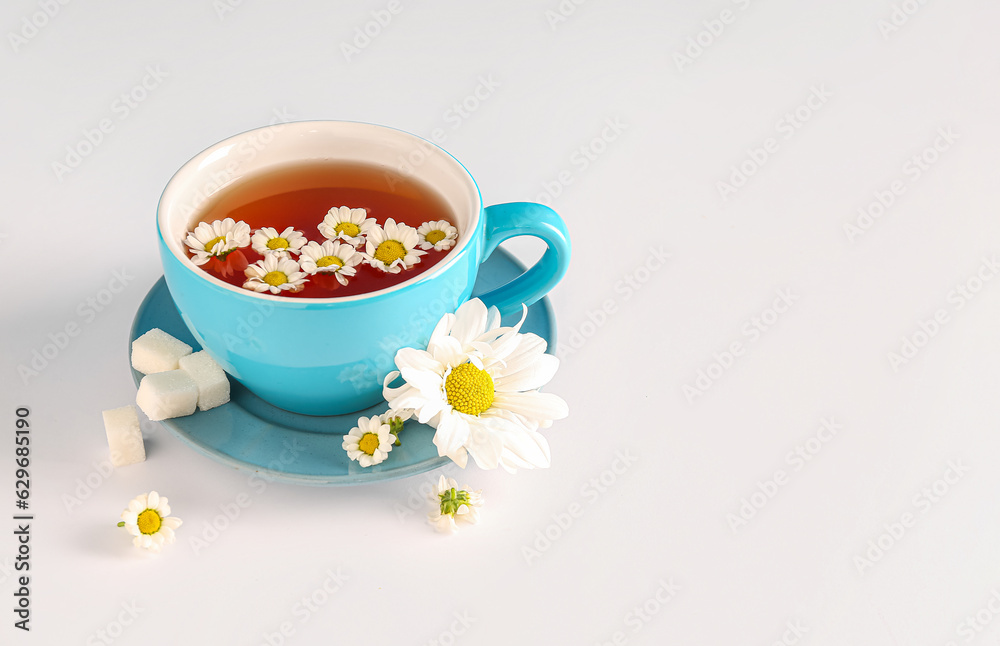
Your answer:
[364,218,426,274]
[251,227,307,258]
[184,218,251,265]
[318,206,375,246]
[428,475,483,534]
[243,255,308,294]
[298,240,362,285]
[117,491,182,551]
[342,415,394,467]
[384,298,568,472]
[417,220,458,251]
[379,408,413,446]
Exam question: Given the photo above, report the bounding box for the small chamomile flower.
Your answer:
[364,218,426,274]
[117,491,183,551]
[428,475,483,534]
[318,206,375,246]
[251,227,307,258]
[243,255,308,294]
[184,218,251,265]
[298,240,362,286]
[342,416,394,467]
[417,220,459,251]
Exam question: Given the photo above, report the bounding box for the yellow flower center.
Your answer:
[424,230,446,245]
[263,270,288,287]
[204,235,227,253]
[374,240,407,266]
[137,509,162,535]
[266,237,289,250]
[445,363,495,416]
[334,222,360,238]
[358,432,380,456]
[316,255,344,269]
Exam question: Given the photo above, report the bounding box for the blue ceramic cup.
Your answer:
[157,121,570,416]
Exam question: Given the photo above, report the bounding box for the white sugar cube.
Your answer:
[102,405,145,467]
[178,351,230,411]
[135,370,198,421]
[131,328,192,375]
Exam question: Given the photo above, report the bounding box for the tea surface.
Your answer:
[189,161,458,298]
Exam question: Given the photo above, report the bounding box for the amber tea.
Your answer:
[185,161,459,298]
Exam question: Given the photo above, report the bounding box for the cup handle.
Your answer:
[477,202,571,317]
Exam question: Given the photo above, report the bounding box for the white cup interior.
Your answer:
[157,121,482,301]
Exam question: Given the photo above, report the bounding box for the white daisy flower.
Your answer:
[428,475,483,534]
[417,220,459,251]
[379,408,413,446]
[342,415,394,467]
[251,226,307,258]
[318,206,375,246]
[298,240,362,286]
[364,218,426,274]
[243,255,308,294]
[184,218,251,265]
[117,491,183,552]
[383,298,569,472]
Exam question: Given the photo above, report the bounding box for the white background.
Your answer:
[3,1,1000,644]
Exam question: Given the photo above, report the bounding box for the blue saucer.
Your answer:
[128,248,556,486]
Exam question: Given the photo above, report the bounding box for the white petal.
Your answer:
[498,425,551,470]
[464,421,504,470]
[399,366,445,396]
[448,445,469,468]
[384,382,428,413]
[429,336,468,369]
[478,306,529,356]
[484,306,502,333]
[433,412,470,460]
[494,352,559,393]
[451,299,489,345]
[431,514,459,534]
[493,391,569,423]
[161,517,183,530]
[415,398,447,425]
[429,313,457,343]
